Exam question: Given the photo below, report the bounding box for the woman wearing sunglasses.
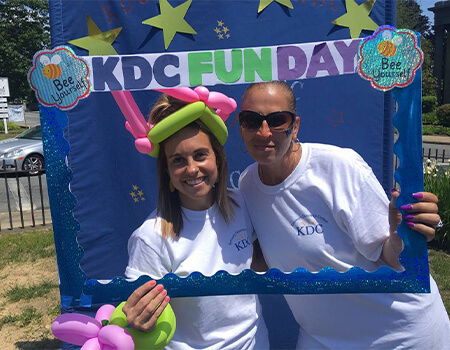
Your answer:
[122,88,269,349]
[238,81,450,349]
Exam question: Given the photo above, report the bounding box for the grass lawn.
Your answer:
[0,129,24,141]
[429,249,450,314]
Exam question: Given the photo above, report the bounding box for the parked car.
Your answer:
[0,125,44,174]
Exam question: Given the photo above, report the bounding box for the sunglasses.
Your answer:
[239,110,295,132]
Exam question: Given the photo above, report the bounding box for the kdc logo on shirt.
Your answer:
[229,228,251,252]
[291,214,328,236]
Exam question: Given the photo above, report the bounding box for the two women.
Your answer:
[123,83,449,349]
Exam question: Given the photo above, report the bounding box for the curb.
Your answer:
[422,135,450,145]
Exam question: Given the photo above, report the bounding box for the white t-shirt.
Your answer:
[240,143,450,349]
[126,189,269,350]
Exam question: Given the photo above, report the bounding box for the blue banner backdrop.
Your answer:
[47,0,396,348]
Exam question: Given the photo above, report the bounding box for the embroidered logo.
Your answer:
[229,228,251,251]
[291,214,328,236]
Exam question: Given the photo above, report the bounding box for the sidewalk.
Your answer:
[0,208,52,232]
[423,134,450,145]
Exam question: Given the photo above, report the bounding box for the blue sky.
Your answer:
[418,0,438,24]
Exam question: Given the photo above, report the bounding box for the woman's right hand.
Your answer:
[122,280,170,332]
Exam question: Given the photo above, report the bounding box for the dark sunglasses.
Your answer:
[239,110,295,132]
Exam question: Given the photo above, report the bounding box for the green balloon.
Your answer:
[110,301,176,350]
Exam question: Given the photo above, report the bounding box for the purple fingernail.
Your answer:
[406,221,415,228]
[403,214,414,220]
[412,193,423,199]
[400,205,414,210]
[390,188,397,194]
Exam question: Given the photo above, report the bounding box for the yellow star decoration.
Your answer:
[258,0,294,13]
[129,185,146,202]
[332,0,379,39]
[213,20,231,39]
[142,0,197,50]
[67,15,122,55]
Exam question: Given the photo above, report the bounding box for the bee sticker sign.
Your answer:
[357,26,423,91]
[28,46,91,110]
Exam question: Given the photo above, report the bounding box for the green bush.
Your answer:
[422,125,450,136]
[436,104,450,127]
[423,160,450,251]
[423,95,438,113]
[422,112,438,125]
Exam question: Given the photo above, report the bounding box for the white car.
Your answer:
[0,125,44,174]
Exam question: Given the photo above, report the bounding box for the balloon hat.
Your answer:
[112,86,237,157]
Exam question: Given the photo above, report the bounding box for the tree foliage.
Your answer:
[396,0,438,97]
[0,0,50,103]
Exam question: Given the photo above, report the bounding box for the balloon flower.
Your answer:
[52,302,176,350]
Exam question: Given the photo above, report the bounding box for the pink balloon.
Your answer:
[98,325,134,350]
[154,87,199,102]
[81,337,103,350]
[95,304,116,324]
[135,137,154,154]
[193,86,209,101]
[52,314,101,346]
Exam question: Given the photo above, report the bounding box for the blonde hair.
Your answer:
[149,94,237,239]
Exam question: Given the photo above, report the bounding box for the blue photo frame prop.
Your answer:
[42,0,430,308]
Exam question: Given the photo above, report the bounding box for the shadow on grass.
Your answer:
[15,339,61,349]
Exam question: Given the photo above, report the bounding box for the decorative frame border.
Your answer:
[40,61,428,307]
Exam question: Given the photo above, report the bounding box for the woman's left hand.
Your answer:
[389,190,441,242]
[382,190,440,269]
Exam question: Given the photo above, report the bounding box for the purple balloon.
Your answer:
[81,337,103,350]
[98,325,134,349]
[95,304,116,324]
[52,313,101,346]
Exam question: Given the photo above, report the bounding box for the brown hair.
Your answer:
[149,94,237,239]
[242,81,297,114]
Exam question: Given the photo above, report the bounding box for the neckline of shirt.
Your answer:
[254,143,309,194]
[181,202,219,220]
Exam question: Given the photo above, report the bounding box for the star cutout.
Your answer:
[218,33,224,39]
[226,34,230,38]
[328,109,345,127]
[137,190,144,196]
[130,192,136,197]
[222,26,229,33]
[134,197,139,203]
[132,185,139,190]
[258,0,294,13]
[214,27,222,34]
[332,0,379,38]
[68,16,122,55]
[142,0,197,50]
[217,20,224,26]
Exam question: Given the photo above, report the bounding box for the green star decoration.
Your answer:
[142,0,197,50]
[332,0,379,38]
[258,0,294,13]
[68,16,122,55]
